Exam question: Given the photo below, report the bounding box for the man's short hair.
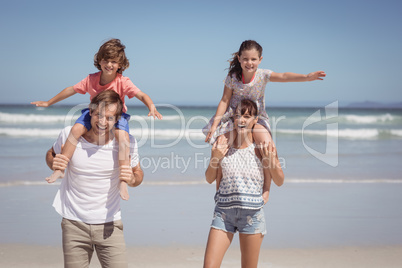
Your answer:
[89,90,123,121]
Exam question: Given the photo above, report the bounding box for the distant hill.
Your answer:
[346,101,402,109]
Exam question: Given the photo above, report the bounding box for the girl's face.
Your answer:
[238,48,262,74]
[234,108,258,134]
[99,58,121,76]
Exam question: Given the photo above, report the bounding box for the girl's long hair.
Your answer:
[228,40,263,81]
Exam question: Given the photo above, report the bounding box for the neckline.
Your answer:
[242,71,256,84]
[99,72,118,86]
[232,142,254,151]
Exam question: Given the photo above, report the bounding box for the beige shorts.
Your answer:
[61,218,127,268]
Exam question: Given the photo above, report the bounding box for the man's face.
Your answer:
[90,103,118,136]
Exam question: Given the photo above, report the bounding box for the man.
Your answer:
[46,90,143,268]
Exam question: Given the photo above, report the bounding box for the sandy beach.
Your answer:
[1,244,401,267]
[1,182,402,267]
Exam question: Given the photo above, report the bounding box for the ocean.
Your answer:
[1,103,402,248]
[0,103,401,185]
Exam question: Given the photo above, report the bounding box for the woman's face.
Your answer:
[234,108,258,134]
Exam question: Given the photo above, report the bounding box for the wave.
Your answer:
[341,113,399,124]
[0,128,63,138]
[0,112,76,123]
[278,128,402,140]
[0,127,205,139]
[1,126,402,140]
[1,178,402,188]
[0,112,185,124]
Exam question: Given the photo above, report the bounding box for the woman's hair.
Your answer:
[237,99,258,117]
[89,90,123,121]
[228,40,263,81]
[94,39,130,74]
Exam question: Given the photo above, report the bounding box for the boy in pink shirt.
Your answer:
[32,39,162,200]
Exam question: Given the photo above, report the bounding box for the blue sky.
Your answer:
[0,0,401,106]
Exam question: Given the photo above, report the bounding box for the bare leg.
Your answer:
[253,124,284,185]
[116,128,130,200]
[252,124,274,194]
[203,228,234,268]
[46,124,87,183]
[239,233,264,268]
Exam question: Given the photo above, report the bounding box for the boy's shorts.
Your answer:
[76,108,131,133]
[210,206,266,235]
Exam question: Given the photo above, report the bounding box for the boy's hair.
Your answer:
[89,90,123,121]
[228,40,263,81]
[236,99,258,117]
[94,39,130,74]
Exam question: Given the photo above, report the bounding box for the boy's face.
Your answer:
[99,57,121,75]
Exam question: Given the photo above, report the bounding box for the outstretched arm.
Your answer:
[270,71,326,82]
[31,86,76,107]
[134,91,163,119]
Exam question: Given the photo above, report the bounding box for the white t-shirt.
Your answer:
[52,126,139,224]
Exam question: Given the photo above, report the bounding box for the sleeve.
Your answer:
[124,78,141,99]
[224,74,233,88]
[264,69,273,82]
[129,135,139,167]
[73,75,90,94]
[52,127,70,154]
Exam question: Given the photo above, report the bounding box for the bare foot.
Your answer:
[119,181,129,200]
[46,170,64,183]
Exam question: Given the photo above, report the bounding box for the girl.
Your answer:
[31,39,162,200]
[204,99,284,268]
[203,40,326,146]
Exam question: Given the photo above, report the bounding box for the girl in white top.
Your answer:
[204,99,284,268]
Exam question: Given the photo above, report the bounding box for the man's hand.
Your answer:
[52,154,69,171]
[119,165,134,185]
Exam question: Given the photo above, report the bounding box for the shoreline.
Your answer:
[1,244,401,267]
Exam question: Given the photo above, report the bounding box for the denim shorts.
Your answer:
[76,108,131,133]
[210,206,266,235]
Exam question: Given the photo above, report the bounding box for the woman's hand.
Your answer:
[210,135,229,165]
[259,141,278,169]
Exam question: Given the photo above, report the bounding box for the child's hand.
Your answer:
[205,125,217,143]
[148,106,163,119]
[31,101,50,107]
[306,71,326,81]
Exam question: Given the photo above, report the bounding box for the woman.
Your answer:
[203,99,284,268]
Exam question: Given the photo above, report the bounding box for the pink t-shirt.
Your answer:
[73,72,141,112]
